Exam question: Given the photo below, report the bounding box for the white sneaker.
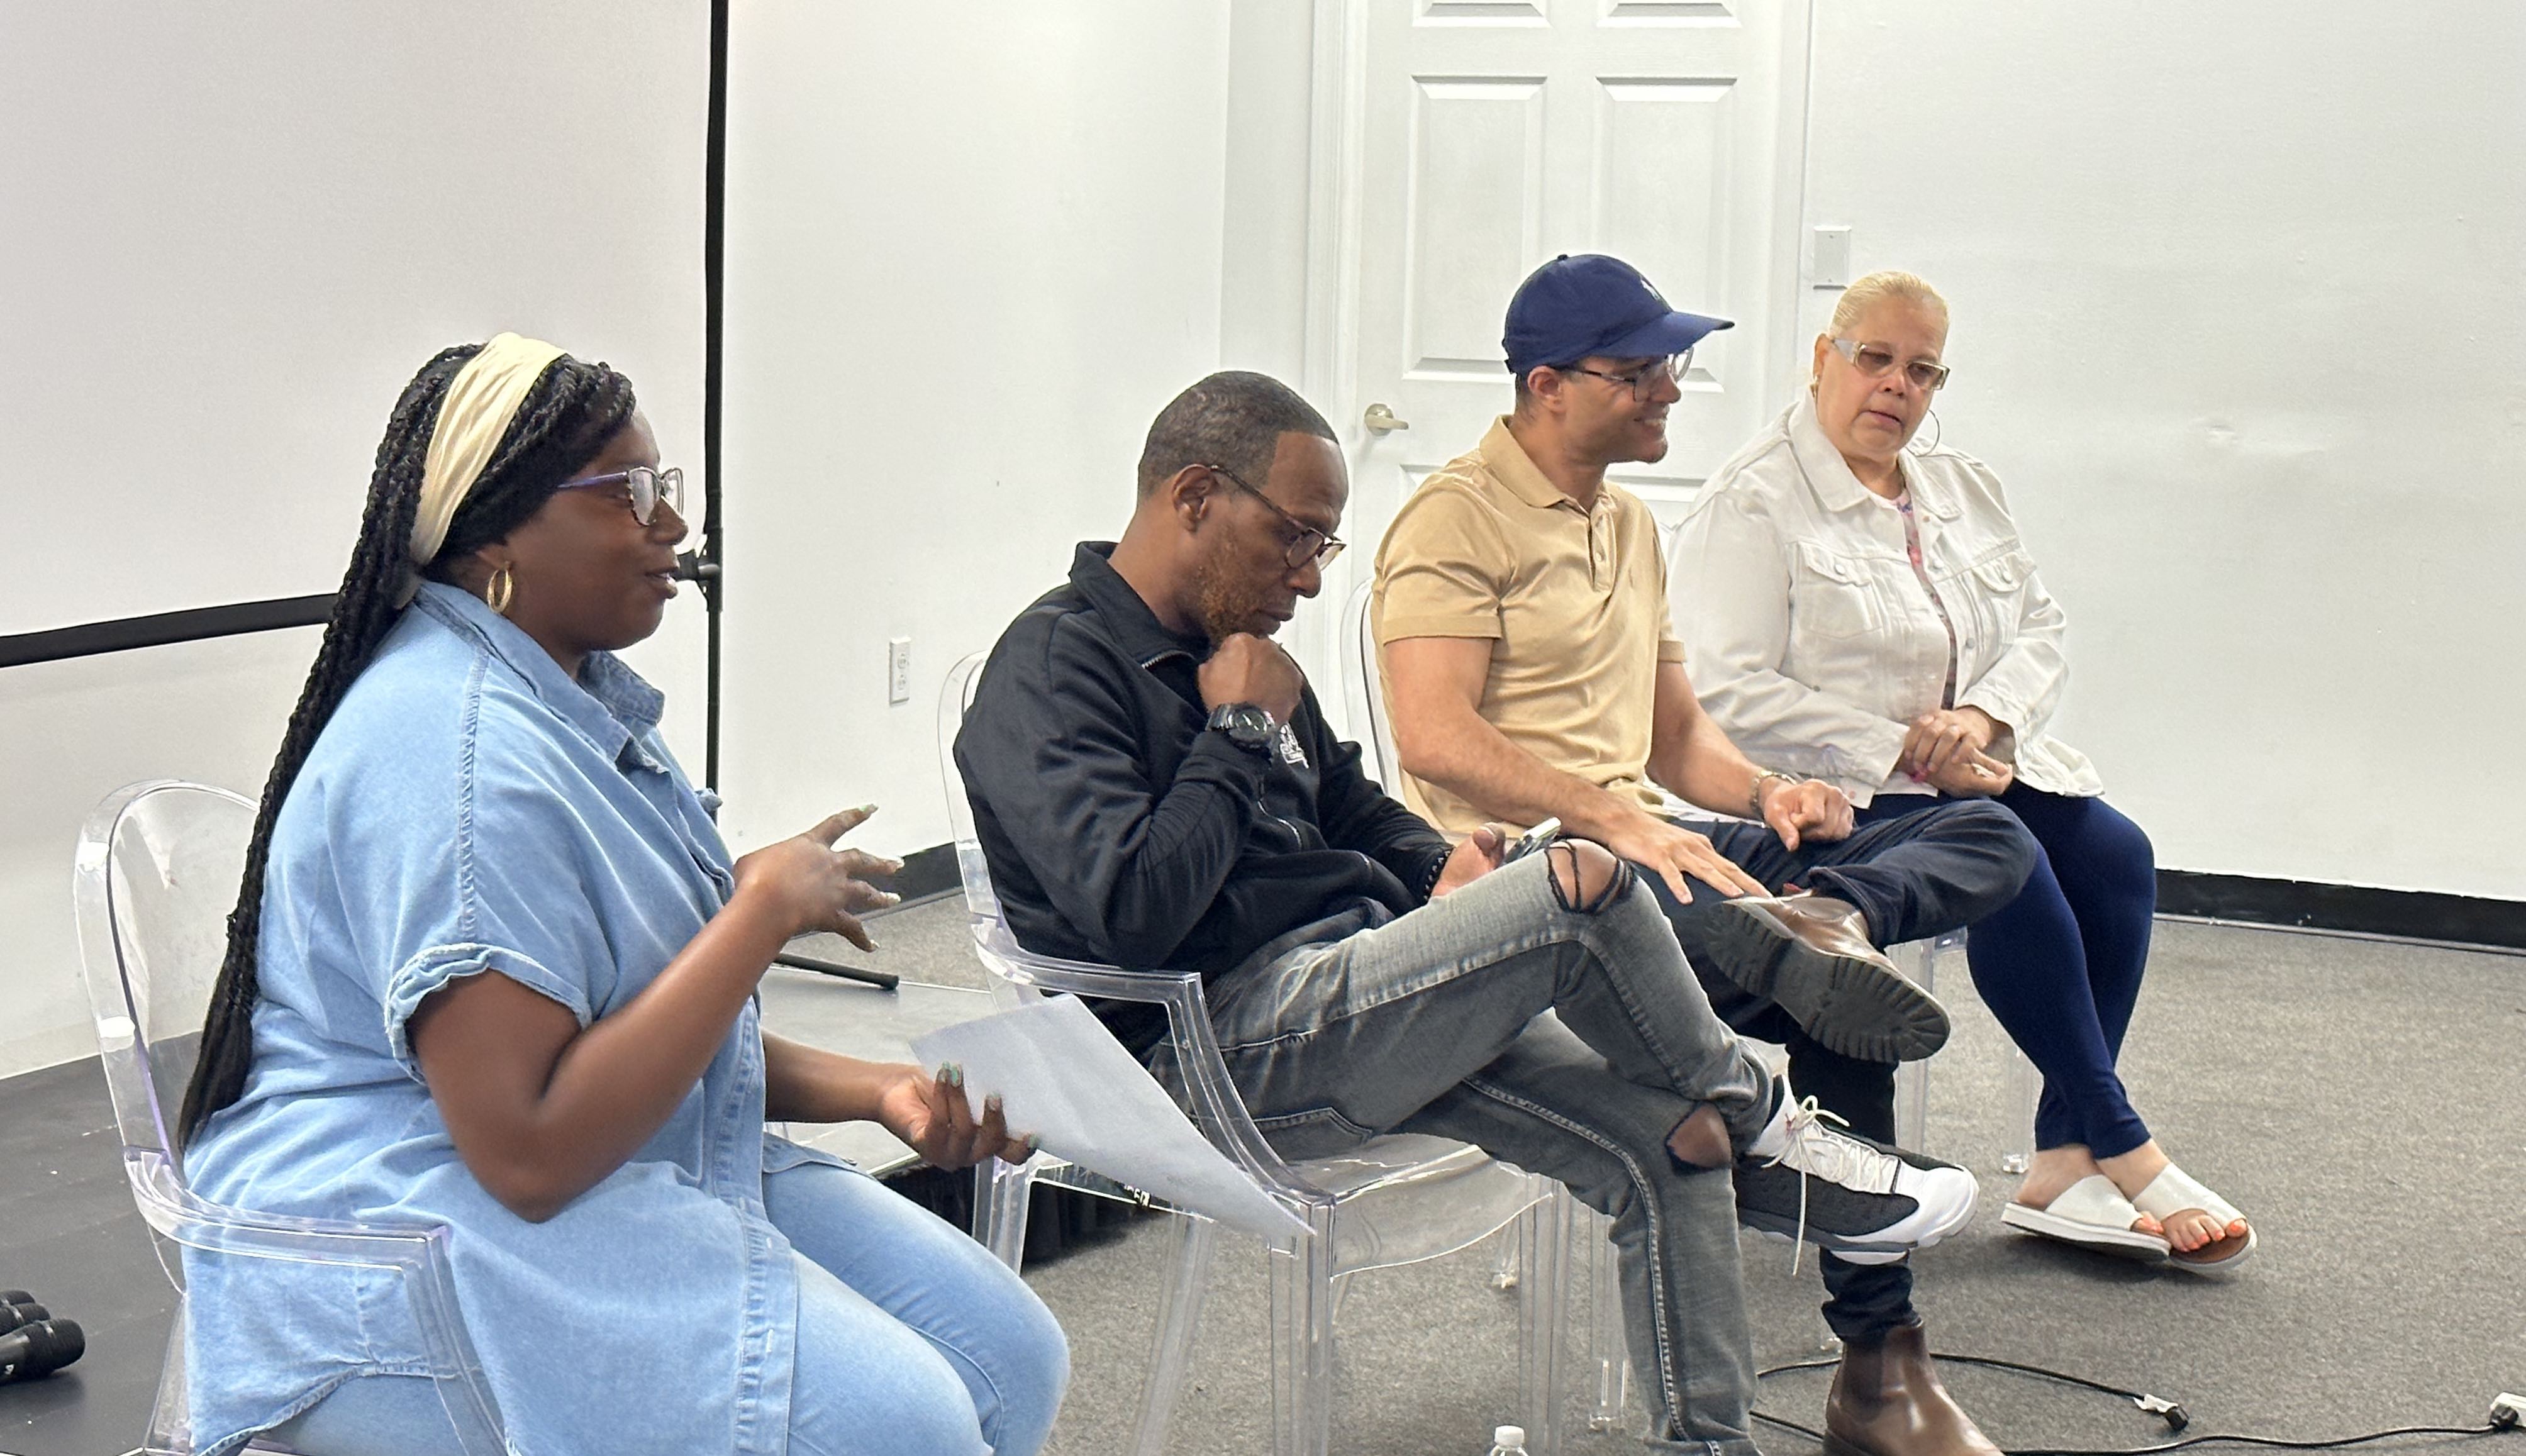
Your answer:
[1735,1094,1979,1268]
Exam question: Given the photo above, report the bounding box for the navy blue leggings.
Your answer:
[1852,784,2157,1159]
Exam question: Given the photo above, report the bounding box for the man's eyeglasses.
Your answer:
[1828,337,1950,391]
[1205,464,1345,570]
[1559,348,1694,401]
[555,465,684,526]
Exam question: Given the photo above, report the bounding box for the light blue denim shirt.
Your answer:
[184,582,838,1456]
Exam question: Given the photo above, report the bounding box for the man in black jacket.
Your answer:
[955,372,1978,1456]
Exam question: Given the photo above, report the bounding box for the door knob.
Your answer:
[1362,402,1409,434]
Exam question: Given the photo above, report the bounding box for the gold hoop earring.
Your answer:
[485,565,515,616]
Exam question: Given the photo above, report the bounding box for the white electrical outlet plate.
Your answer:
[1813,226,1852,289]
[887,637,911,705]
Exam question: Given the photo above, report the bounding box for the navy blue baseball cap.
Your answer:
[1502,254,1733,377]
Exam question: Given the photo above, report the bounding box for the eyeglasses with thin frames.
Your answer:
[555,465,685,526]
[1828,337,1950,391]
[1205,463,1346,570]
[1559,348,1694,401]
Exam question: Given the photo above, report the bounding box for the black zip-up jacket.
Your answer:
[954,543,1454,1054]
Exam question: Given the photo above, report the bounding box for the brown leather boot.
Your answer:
[1692,894,1950,1063]
[1823,1323,2001,1456]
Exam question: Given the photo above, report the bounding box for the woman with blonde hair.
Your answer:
[1667,272,2254,1273]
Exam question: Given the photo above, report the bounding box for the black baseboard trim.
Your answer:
[881,842,2526,954]
[2156,870,2526,952]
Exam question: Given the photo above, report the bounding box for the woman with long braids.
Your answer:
[178,335,1067,1456]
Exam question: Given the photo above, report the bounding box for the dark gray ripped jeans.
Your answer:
[1196,852,1778,1456]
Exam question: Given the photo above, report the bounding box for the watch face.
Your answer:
[1212,703,1276,748]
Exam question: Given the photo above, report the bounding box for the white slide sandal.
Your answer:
[2129,1163,2256,1274]
[2000,1174,2172,1261]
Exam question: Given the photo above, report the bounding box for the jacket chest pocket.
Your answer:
[1789,541,1883,640]
[1963,545,2035,641]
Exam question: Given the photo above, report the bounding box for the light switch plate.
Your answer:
[1813,226,1853,289]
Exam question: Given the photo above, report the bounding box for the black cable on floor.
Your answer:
[1751,1350,2522,1455]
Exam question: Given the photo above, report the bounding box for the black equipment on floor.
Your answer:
[1754,1350,2526,1456]
[0,1318,86,1384]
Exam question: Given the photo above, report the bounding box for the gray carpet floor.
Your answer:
[4,900,2518,1455]
[851,899,2526,1456]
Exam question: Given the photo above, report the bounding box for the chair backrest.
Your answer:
[72,780,255,1170]
[937,651,1003,926]
[75,781,515,1452]
[935,652,1319,1201]
[1339,579,1401,789]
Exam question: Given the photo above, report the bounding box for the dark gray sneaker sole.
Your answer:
[1699,901,1950,1062]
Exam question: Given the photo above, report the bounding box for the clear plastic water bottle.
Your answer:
[1487,1425,1530,1456]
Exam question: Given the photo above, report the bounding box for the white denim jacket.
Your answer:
[1669,396,2103,806]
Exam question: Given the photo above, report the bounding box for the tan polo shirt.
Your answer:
[1371,417,1682,838]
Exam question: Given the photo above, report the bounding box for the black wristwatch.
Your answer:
[1206,703,1279,756]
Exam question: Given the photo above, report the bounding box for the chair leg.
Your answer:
[1130,1214,1219,1456]
[1491,1228,1521,1290]
[1889,935,1940,1152]
[1583,1209,1632,1435]
[1893,1055,1930,1153]
[975,1153,1040,1272]
[144,1306,191,1456]
[1269,1209,1338,1456]
[1516,1179,1573,1451]
[2003,1049,2039,1174]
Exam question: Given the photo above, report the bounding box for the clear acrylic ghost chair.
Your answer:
[1344,579,1653,1431]
[942,655,1572,1455]
[72,781,505,1456]
[1342,580,1530,1292]
[1884,930,2040,1171]
[1338,579,1403,787]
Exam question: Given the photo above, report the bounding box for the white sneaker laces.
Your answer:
[1761,1096,1901,1275]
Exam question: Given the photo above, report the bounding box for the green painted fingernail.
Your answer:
[986,1093,1003,1113]
[1027,1133,1042,1150]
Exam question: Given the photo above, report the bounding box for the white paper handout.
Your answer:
[910,995,1309,1242]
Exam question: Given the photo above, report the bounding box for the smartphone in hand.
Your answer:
[1503,816,1563,863]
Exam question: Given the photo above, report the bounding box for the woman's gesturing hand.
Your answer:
[732,806,902,951]
[877,1064,1037,1170]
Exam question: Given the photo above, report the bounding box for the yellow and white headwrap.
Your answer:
[398,331,569,606]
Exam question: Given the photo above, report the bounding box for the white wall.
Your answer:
[15,1,2511,1082]
[0,1,709,1076]
[713,3,1234,860]
[1221,0,1318,384]
[1801,0,2526,900]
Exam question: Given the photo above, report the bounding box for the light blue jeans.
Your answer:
[267,1161,1067,1456]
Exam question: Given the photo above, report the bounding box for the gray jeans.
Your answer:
[1198,853,1778,1456]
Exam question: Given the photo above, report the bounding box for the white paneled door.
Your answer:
[1306,0,1811,681]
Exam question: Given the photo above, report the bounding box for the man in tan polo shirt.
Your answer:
[1374,253,2040,1456]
